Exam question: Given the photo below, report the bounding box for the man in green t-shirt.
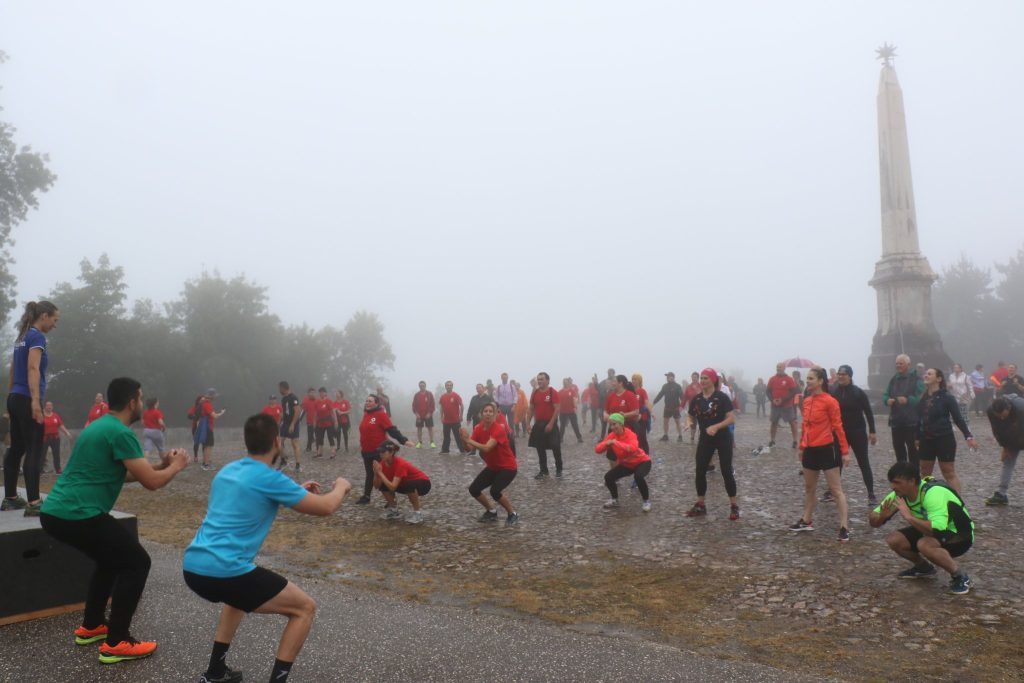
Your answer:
[868,461,974,595]
[40,377,189,665]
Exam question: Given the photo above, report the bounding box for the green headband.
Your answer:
[608,413,625,425]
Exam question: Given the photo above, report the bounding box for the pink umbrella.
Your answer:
[782,357,817,369]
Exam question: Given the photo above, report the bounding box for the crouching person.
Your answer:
[183,413,352,683]
[372,441,431,524]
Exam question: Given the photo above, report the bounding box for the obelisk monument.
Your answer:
[867,45,951,391]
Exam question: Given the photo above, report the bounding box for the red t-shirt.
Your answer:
[439,392,463,424]
[412,391,435,418]
[142,408,164,430]
[261,404,283,424]
[604,390,639,418]
[201,398,216,429]
[334,399,351,426]
[637,388,649,410]
[581,386,600,408]
[495,410,513,436]
[531,387,560,422]
[359,408,394,453]
[315,399,335,427]
[683,383,700,408]
[302,396,318,425]
[43,413,63,438]
[767,374,797,402]
[558,388,577,414]
[471,421,517,471]
[380,455,429,483]
[85,402,109,426]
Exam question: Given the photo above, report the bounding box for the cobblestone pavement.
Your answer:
[29,414,1024,681]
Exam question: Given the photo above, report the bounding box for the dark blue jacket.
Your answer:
[917,389,972,440]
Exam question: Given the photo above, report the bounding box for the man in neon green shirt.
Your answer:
[869,461,974,594]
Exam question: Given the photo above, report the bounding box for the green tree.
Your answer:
[334,310,395,402]
[0,51,57,328]
[994,245,1024,356]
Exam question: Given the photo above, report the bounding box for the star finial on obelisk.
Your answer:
[876,43,897,67]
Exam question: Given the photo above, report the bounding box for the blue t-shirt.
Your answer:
[183,458,307,578]
[11,327,48,398]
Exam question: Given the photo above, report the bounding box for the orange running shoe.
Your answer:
[97,638,158,664]
[74,623,108,645]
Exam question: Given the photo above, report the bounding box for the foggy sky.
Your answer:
[4,1,1023,396]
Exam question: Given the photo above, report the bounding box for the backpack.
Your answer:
[920,478,973,543]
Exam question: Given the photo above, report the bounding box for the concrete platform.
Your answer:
[0,489,137,625]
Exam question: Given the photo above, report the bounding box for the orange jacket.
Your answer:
[595,427,651,469]
[799,392,849,454]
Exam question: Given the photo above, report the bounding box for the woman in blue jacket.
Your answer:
[918,368,977,494]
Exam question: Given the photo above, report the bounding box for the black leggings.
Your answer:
[42,436,62,472]
[315,426,336,448]
[847,429,875,495]
[361,451,380,497]
[589,407,600,430]
[441,423,464,453]
[559,413,582,442]
[305,424,315,451]
[40,512,151,644]
[468,468,517,500]
[695,437,737,497]
[605,460,652,501]
[4,393,42,501]
[338,423,350,450]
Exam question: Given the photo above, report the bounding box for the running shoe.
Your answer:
[685,502,706,517]
[948,574,973,595]
[729,504,740,521]
[985,492,1009,506]
[897,564,937,580]
[201,463,217,471]
[355,495,371,505]
[294,463,301,473]
[383,508,403,520]
[1,496,27,511]
[820,490,834,503]
[788,519,814,532]
[768,440,776,448]
[200,666,243,683]
[505,512,520,527]
[98,638,157,664]
[406,511,424,525]
[23,501,42,517]
[659,434,669,442]
[477,510,499,523]
[430,442,437,448]
[602,499,620,509]
[837,526,850,543]
[555,470,563,479]
[534,471,549,480]
[641,500,652,513]
[792,441,798,449]
[74,624,108,645]
[677,435,683,442]
[415,442,422,448]
[867,494,879,507]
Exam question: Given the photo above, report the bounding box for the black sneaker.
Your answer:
[659,434,669,442]
[676,435,683,442]
[684,502,706,518]
[1,496,27,511]
[949,574,973,595]
[768,440,776,447]
[200,666,244,683]
[792,441,798,449]
[820,490,834,503]
[534,471,549,480]
[837,526,850,543]
[555,470,563,479]
[985,492,1009,506]
[867,494,879,507]
[788,519,814,532]
[505,512,520,527]
[477,510,499,523]
[355,495,371,505]
[897,564,937,580]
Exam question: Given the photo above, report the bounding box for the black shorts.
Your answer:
[918,433,957,463]
[183,566,287,613]
[663,406,681,419]
[281,422,300,439]
[379,479,431,496]
[898,526,972,558]
[469,468,517,499]
[415,417,434,428]
[196,431,214,447]
[801,444,840,471]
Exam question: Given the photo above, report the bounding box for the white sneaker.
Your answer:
[602,499,620,509]
[642,500,652,512]
[406,511,424,524]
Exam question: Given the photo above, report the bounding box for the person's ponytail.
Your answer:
[16,300,58,341]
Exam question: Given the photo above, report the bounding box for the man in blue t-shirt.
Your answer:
[183,413,351,683]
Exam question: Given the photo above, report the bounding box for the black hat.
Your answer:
[380,442,400,453]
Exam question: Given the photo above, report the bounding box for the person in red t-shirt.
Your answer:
[333,390,352,453]
[41,401,72,474]
[603,375,641,445]
[261,395,283,425]
[84,393,109,427]
[558,377,583,444]
[683,372,701,442]
[767,362,799,448]
[313,387,338,460]
[437,381,467,454]
[142,397,167,461]
[356,394,413,504]
[580,382,600,432]
[372,441,431,524]
[301,388,317,453]
[461,402,519,526]
[631,373,652,458]
[411,380,437,449]
[192,389,225,471]
[529,372,563,478]
[596,413,652,511]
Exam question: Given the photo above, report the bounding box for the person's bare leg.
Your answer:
[886,530,923,563]
[495,494,514,515]
[214,604,245,644]
[407,490,421,511]
[475,494,494,510]
[673,416,683,438]
[381,490,397,506]
[416,425,423,443]
[824,467,849,528]
[938,462,962,494]
[919,459,935,478]
[661,417,669,438]
[203,445,212,466]
[789,421,799,444]
[802,469,818,523]
[916,537,960,575]
[770,421,778,443]
[254,582,316,662]
[427,426,435,444]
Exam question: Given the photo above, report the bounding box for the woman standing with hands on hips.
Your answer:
[790,367,851,542]
[3,301,59,516]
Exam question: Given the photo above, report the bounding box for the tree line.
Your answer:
[25,255,394,428]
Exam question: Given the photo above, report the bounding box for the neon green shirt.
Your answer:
[873,478,974,541]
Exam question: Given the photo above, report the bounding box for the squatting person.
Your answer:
[461,402,519,527]
[595,412,652,512]
[373,440,431,524]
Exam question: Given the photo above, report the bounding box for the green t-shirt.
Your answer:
[873,478,974,541]
[41,413,143,520]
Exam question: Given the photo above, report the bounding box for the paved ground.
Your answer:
[4,410,1023,681]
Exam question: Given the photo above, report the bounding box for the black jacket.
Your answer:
[829,383,876,434]
[988,395,1024,451]
[917,389,972,440]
